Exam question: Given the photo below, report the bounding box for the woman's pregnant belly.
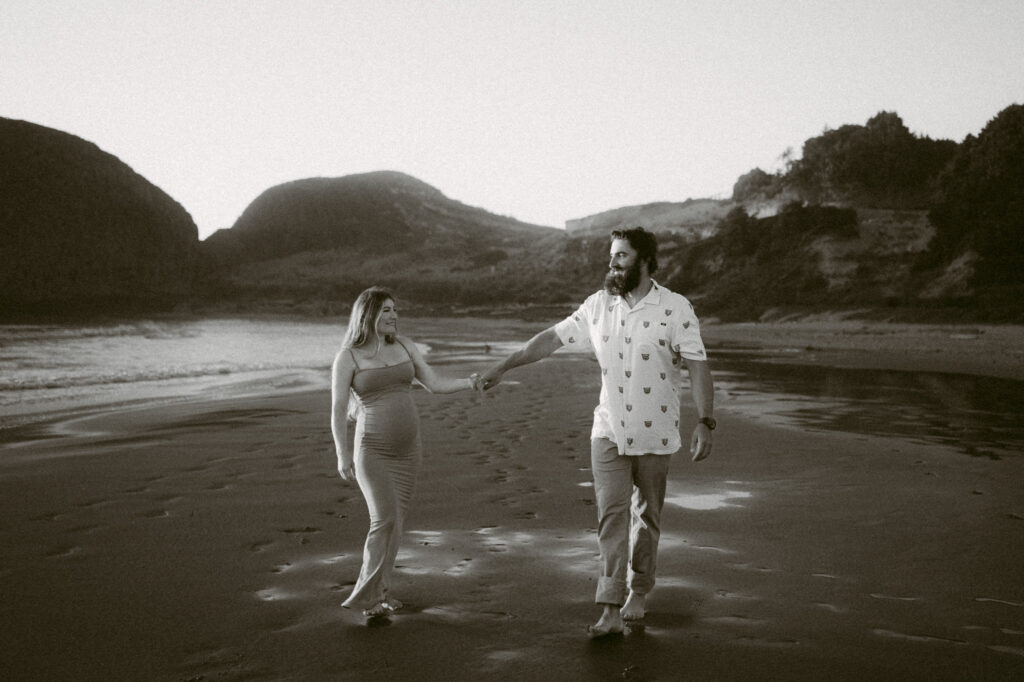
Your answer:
[357,389,420,457]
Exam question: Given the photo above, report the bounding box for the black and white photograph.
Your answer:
[2,1,1022,679]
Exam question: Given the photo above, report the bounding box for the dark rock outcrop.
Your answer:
[0,117,199,316]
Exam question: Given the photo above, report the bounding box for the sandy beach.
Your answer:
[2,322,1023,681]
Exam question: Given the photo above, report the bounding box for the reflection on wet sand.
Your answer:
[664,486,752,510]
[713,352,1024,458]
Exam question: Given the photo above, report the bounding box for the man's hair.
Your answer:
[611,227,658,274]
[341,286,396,349]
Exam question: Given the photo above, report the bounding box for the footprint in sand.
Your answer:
[282,526,322,545]
[443,558,474,576]
[975,597,1024,607]
[714,589,758,601]
[255,587,295,601]
[249,540,273,553]
[79,498,113,509]
[728,563,775,573]
[31,511,67,522]
[872,629,967,645]
[45,545,82,558]
[870,593,922,602]
[735,636,799,647]
[141,509,169,518]
[704,614,767,627]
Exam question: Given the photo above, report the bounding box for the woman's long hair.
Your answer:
[340,286,396,422]
[341,286,396,350]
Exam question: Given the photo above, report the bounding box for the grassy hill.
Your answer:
[195,171,590,314]
[565,199,732,239]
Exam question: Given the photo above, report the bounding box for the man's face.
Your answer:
[604,238,643,296]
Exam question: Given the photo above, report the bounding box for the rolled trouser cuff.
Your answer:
[596,576,628,606]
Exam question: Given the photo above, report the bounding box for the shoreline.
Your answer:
[3,317,1022,439]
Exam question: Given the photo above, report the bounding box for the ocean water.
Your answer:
[0,317,522,429]
[1,317,1020,458]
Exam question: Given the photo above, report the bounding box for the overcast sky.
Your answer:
[4,0,1022,239]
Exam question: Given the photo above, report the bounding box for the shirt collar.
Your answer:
[616,279,662,307]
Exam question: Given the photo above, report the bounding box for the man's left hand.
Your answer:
[689,425,713,462]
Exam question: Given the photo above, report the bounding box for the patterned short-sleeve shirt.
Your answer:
[553,281,707,456]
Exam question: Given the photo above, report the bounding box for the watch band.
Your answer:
[698,417,717,430]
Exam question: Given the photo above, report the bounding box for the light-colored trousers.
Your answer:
[590,438,672,606]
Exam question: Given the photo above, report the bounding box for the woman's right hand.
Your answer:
[337,456,355,481]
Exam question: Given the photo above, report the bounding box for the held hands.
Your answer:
[474,366,504,392]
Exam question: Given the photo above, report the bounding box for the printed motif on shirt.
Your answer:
[554,282,706,455]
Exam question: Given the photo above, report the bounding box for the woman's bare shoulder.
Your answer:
[333,347,357,367]
[395,334,420,351]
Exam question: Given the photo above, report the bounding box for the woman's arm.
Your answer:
[330,350,357,479]
[401,336,477,394]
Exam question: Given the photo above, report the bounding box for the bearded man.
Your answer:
[478,226,716,637]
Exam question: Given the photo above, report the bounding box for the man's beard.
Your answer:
[604,260,642,297]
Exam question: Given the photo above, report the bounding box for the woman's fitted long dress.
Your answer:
[342,356,422,610]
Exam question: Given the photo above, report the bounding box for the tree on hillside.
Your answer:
[928,104,1024,285]
[786,112,956,208]
[732,168,781,202]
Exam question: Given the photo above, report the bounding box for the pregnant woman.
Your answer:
[330,286,479,617]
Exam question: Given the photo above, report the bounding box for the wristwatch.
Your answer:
[698,417,717,431]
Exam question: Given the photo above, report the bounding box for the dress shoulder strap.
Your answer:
[347,347,361,371]
[394,337,414,362]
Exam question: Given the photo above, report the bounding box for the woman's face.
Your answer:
[375,298,398,337]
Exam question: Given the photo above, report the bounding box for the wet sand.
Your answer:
[701,319,1024,381]
[2,326,1024,680]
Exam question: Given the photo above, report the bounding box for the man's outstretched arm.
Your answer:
[479,326,564,390]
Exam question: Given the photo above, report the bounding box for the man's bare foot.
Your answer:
[621,591,646,621]
[384,597,403,611]
[362,602,389,617]
[586,605,624,638]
